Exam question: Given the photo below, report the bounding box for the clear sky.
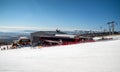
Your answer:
[0,0,120,31]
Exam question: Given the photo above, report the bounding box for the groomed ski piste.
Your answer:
[0,35,120,72]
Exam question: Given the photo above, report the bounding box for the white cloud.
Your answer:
[0,26,57,31]
[0,26,92,32]
[0,26,61,32]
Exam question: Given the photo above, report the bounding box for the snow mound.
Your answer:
[93,35,120,41]
[0,39,120,72]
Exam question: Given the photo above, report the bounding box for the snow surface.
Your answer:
[0,36,120,72]
[93,35,120,41]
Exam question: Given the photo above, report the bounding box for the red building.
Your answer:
[31,30,95,47]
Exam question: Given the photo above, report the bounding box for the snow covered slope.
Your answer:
[0,39,120,72]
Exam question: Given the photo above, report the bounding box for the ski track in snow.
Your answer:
[0,36,120,72]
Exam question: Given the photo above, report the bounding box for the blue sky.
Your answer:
[0,0,120,31]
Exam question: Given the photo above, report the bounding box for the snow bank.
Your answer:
[0,45,12,50]
[93,35,120,41]
[0,38,120,72]
[105,35,120,40]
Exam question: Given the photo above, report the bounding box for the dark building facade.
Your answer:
[30,31,66,44]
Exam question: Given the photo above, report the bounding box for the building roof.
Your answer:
[31,31,66,36]
[19,36,29,39]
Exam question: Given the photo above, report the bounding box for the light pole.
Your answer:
[107,21,116,35]
[111,21,115,35]
[107,22,111,35]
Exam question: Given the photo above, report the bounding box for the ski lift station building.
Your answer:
[30,31,67,44]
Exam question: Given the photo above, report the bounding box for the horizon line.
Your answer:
[0,26,96,32]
